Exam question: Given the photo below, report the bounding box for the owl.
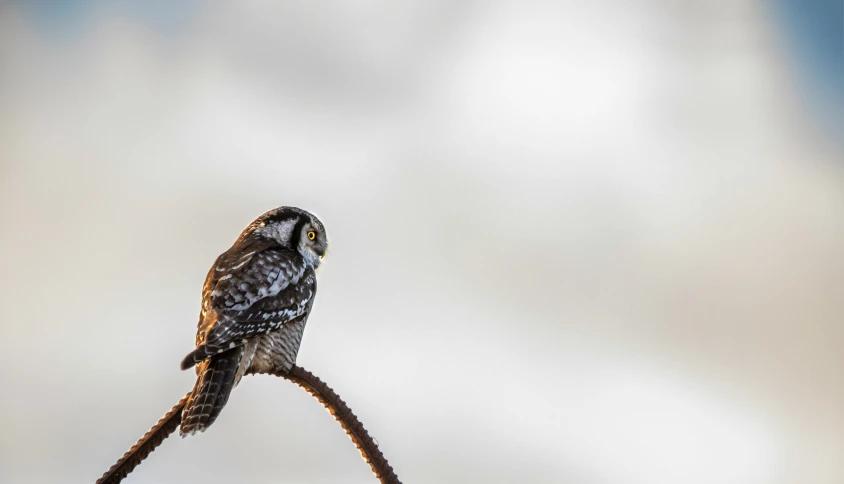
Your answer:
[179,206,328,436]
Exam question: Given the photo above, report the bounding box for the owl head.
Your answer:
[242,206,328,268]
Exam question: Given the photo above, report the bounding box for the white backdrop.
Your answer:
[0,2,842,483]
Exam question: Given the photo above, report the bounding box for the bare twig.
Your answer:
[96,392,190,484]
[95,366,400,484]
[262,366,402,484]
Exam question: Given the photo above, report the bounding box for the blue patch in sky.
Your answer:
[14,0,198,38]
[768,0,843,143]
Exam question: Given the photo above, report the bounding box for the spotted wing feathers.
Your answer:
[181,244,315,370]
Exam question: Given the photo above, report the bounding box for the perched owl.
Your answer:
[179,206,328,436]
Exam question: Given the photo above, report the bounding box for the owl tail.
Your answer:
[180,346,243,436]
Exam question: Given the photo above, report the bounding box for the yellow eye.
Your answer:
[307,231,316,241]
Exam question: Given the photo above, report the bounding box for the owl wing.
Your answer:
[180,243,315,370]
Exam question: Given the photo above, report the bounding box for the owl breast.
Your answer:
[247,317,308,374]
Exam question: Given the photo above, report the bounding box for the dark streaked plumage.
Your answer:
[179,206,327,436]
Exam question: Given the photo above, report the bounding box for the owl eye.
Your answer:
[307,231,316,241]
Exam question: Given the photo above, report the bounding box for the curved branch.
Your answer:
[262,366,402,484]
[96,392,190,484]
[95,366,401,484]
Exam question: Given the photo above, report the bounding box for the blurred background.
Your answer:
[1,1,842,483]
